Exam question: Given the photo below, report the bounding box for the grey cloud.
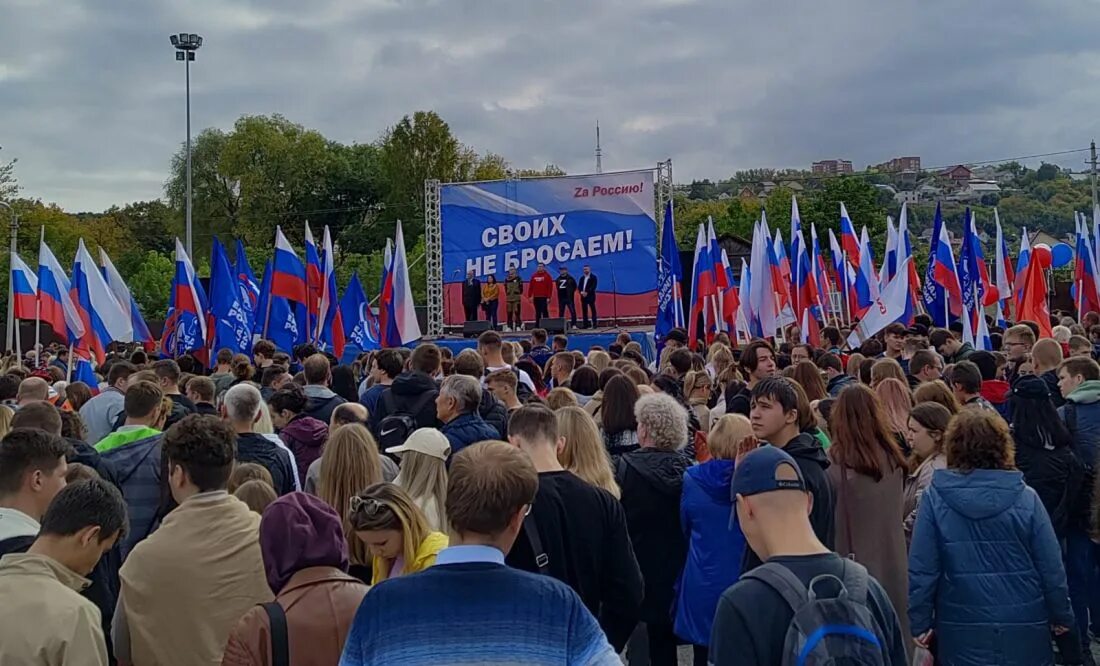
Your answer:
[1,0,1098,212]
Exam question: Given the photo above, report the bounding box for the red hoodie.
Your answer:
[980,379,1011,406]
[527,269,554,298]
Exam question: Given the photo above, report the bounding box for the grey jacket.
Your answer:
[79,388,125,447]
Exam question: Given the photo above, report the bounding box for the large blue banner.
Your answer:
[440,171,657,324]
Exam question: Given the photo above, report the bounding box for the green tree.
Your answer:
[803,177,886,241]
[165,127,239,258]
[128,251,175,320]
[0,148,17,201]
[1036,162,1060,182]
[376,111,462,246]
[106,200,177,255]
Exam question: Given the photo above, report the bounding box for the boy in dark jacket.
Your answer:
[741,377,834,572]
[369,344,442,439]
[301,354,346,424]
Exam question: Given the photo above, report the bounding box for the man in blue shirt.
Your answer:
[340,441,620,666]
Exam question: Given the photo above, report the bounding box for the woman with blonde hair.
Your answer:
[555,406,620,498]
[870,358,906,389]
[706,344,734,381]
[349,482,448,584]
[587,349,611,373]
[875,377,915,454]
[385,428,451,532]
[546,386,578,410]
[913,379,961,414]
[318,423,385,582]
[674,414,750,664]
[683,370,713,433]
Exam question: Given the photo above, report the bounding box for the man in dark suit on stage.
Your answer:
[462,270,481,323]
[579,265,598,328]
[556,266,578,328]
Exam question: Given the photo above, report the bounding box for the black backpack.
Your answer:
[377,390,436,450]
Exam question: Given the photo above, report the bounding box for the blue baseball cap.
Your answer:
[731,445,807,500]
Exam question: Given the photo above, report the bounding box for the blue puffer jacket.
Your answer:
[441,412,501,456]
[100,434,163,561]
[673,459,745,647]
[908,469,1073,666]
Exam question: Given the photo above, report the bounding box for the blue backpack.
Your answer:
[742,559,888,666]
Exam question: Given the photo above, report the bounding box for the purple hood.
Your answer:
[280,415,329,451]
[260,492,348,593]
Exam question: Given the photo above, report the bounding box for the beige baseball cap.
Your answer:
[385,428,451,461]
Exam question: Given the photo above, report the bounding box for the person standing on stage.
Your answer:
[481,275,501,330]
[528,263,554,324]
[579,265,598,329]
[556,266,578,328]
[462,270,482,323]
[504,267,524,332]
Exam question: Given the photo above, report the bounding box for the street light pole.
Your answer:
[0,201,19,353]
[170,32,203,260]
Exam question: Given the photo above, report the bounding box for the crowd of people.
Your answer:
[1,312,1100,664]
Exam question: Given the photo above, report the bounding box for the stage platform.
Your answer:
[418,326,656,363]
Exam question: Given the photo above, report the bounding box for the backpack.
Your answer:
[377,390,436,450]
[742,559,889,666]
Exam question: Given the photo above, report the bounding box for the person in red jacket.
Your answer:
[527,263,554,323]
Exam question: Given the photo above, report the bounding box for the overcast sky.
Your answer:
[3,0,1099,212]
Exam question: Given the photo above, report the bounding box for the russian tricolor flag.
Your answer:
[162,238,208,358]
[100,248,153,351]
[71,239,131,364]
[272,226,308,305]
[304,223,323,340]
[388,221,422,345]
[11,252,37,321]
[378,239,399,347]
[37,235,85,344]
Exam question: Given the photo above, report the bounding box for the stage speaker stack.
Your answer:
[539,318,567,335]
[462,321,492,338]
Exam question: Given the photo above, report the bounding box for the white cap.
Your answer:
[385,428,451,461]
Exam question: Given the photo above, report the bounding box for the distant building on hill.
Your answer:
[812,159,853,175]
[875,156,921,173]
[938,165,973,186]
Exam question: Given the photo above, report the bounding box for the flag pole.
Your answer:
[65,344,73,382]
[1078,278,1084,322]
[34,226,43,366]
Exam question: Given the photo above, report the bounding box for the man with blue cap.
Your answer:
[708,445,907,666]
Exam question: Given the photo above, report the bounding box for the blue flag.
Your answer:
[922,203,949,327]
[655,201,685,341]
[209,239,253,362]
[339,271,380,361]
[235,239,259,334]
[255,259,304,354]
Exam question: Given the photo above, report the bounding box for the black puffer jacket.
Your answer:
[615,447,691,624]
[1016,441,1087,537]
[742,432,835,572]
[478,388,509,439]
[368,371,440,438]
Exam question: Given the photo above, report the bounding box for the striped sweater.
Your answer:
[339,562,620,665]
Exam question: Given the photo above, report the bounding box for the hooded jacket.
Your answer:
[237,433,298,496]
[477,388,509,439]
[222,492,369,666]
[980,379,1012,419]
[0,553,108,666]
[278,415,329,487]
[1060,379,1100,469]
[368,371,440,438]
[908,469,1073,665]
[1040,370,1066,408]
[441,412,500,456]
[302,385,346,425]
[99,433,163,560]
[742,432,835,572]
[616,447,691,623]
[674,459,746,646]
